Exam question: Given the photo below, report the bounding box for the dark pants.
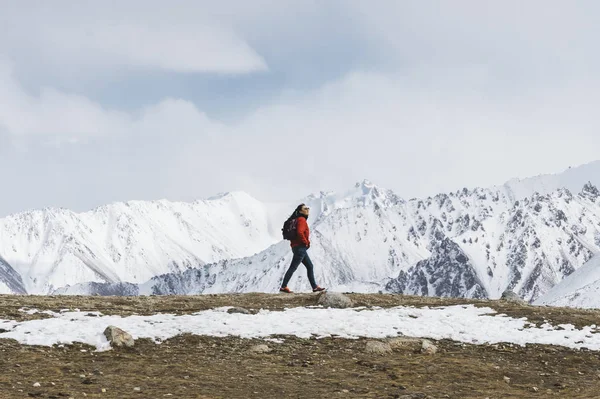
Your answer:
[281,246,317,289]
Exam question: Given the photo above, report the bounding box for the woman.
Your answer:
[280,204,326,293]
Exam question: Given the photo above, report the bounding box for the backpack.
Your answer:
[282,217,298,240]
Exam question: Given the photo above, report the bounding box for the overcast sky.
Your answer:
[1,0,600,216]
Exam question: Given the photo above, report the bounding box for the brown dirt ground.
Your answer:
[1,293,600,398]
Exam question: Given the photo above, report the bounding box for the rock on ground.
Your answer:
[227,307,251,314]
[421,339,438,355]
[500,290,526,305]
[316,292,354,308]
[387,337,422,350]
[103,326,135,348]
[365,341,393,355]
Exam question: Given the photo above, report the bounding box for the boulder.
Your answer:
[421,339,438,355]
[316,292,354,309]
[103,326,134,348]
[365,340,393,355]
[500,290,526,304]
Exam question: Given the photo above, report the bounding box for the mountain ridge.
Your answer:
[54,181,600,304]
[0,191,278,294]
[4,161,600,302]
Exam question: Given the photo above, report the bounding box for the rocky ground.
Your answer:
[1,293,600,398]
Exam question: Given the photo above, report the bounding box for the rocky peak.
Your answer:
[350,179,404,208]
[386,238,487,299]
[579,182,600,201]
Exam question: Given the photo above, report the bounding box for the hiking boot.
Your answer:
[279,287,292,293]
[312,286,326,292]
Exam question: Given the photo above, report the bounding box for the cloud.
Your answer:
[0,61,129,139]
[348,1,600,67]
[1,1,267,75]
[2,60,600,215]
[2,1,600,216]
[215,70,600,199]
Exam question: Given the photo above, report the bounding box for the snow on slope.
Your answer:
[534,255,600,309]
[500,160,600,201]
[0,192,278,294]
[57,180,600,303]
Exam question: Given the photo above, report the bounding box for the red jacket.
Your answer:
[291,216,310,248]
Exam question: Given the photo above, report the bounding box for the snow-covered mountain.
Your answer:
[7,160,600,301]
[55,180,600,303]
[0,192,278,294]
[534,255,600,309]
[499,160,600,201]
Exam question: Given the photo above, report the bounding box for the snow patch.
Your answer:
[1,305,600,352]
